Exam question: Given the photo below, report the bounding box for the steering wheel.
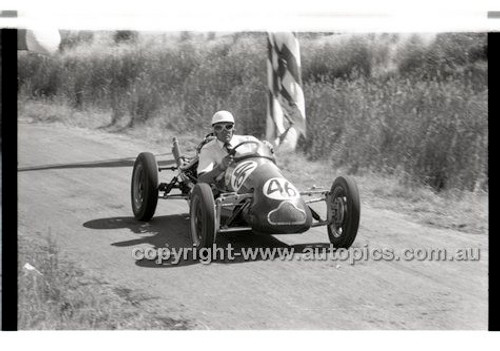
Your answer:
[229,141,275,163]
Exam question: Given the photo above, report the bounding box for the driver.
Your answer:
[197,110,260,184]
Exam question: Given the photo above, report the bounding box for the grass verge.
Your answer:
[18,233,191,330]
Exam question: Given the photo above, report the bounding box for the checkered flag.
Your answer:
[266,32,306,150]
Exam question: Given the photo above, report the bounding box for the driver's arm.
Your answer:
[198,155,233,184]
[198,164,224,184]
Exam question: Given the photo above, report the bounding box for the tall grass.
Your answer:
[304,76,487,191]
[18,31,487,191]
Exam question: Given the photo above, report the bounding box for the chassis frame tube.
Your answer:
[214,192,253,240]
[160,193,189,200]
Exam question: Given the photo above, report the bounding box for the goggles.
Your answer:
[213,124,234,132]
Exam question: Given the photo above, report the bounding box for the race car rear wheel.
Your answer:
[190,183,216,249]
[327,176,360,248]
[131,152,159,221]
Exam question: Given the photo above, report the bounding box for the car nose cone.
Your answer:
[268,201,307,225]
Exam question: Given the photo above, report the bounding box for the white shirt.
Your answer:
[197,135,259,175]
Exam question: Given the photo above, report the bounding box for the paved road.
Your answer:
[18,123,488,329]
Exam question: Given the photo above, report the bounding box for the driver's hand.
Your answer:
[262,140,275,154]
[219,155,233,171]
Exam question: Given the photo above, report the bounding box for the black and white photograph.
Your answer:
[1,1,497,345]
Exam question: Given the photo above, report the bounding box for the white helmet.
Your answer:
[211,110,235,125]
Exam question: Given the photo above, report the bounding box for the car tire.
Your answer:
[190,183,216,249]
[131,152,159,221]
[327,176,360,248]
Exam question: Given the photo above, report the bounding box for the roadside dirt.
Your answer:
[18,123,488,329]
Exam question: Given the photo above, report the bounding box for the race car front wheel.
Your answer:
[190,183,216,249]
[327,176,360,248]
[131,152,159,221]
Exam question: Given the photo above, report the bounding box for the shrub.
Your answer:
[113,30,138,44]
[59,30,94,51]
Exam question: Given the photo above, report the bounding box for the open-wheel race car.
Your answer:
[131,136,360,249]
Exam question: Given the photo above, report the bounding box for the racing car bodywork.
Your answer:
[131,137,360,249]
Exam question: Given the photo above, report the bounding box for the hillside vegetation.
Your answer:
[18,31,488,192]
